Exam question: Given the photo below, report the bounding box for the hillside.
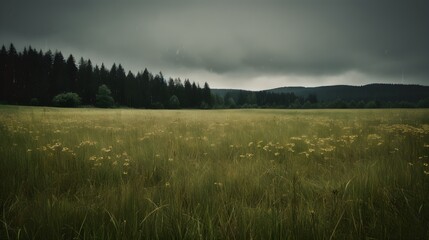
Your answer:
[213,84,429,103]
[268,84,429,102]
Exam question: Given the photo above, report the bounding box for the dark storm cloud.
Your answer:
[1,0,428,89]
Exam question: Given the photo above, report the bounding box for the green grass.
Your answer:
[1,106,429,239]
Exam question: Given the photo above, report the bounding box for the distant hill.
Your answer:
[213,84,429,103]
[211,89,247,97]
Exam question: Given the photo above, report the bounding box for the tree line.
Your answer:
[2,43,428,109]
[0,44,212,108]
[215,90,429,109]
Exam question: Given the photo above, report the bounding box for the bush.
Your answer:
[95,85,115,108]
[301,101,312,109]
[226,97,236,109]
[168,95,180,109]
[151,102,164,109]
[290,99,301,109]
[365,101,377,109]
[52,92,81,107]
[417,98,429,108]
[200,101,209,109]
[327,99,348,109]
[357,101,366,108]
[398,101,415,108]
[30,98,40,106]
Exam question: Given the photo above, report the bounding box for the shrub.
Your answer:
[398,101,415,108]
[365,101,377,109]
[417,98,429,108]
[52,92,81,107]
[95,85,115,108]
[168,95,181,109]
[200,101,209,109]
[226,97,236,109]
[151,102,164,109]
[30,98,40,106]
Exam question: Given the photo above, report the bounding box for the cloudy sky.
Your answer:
[1,0,428,90]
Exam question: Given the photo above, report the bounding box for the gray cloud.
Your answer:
[1,0,428,89]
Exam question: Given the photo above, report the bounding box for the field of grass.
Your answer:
[1,106,429,239]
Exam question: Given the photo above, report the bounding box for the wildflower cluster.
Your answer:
[88,146,132,175]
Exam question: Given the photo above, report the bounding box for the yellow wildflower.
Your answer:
[214,182,223,187]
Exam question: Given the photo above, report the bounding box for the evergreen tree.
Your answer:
[115,64,126,104]
[109,63,117,100]
[6,44,18,103]
[0,45,7,102]
[66,54,77,92]
[77,58,85,98]
[99,63,109,86]
[203,82,211,107]
[151,72,168,107]
[168,78,175,96]
[124,71,137,107]
[140,68,151,108]
[22,46,41,104]
[51,51,67,95]
[40,50,53,104]
[92,65,101,104]
[183,79,192,108]
[85,60,95,104]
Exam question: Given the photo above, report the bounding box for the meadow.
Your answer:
[1,106,429,239]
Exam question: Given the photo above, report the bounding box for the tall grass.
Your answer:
[1,106,428,239]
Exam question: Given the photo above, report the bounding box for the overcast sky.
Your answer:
[1,0,428,90]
